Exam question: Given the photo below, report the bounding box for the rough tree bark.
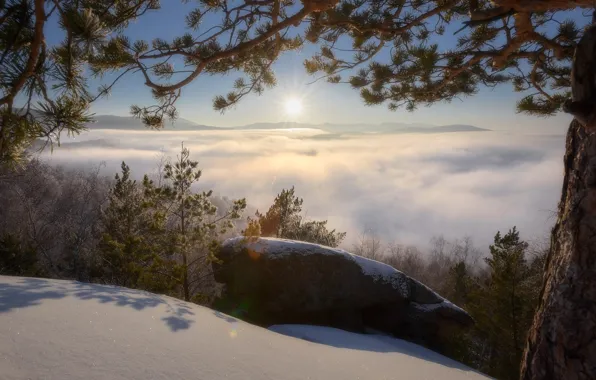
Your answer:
[520,23,596,380]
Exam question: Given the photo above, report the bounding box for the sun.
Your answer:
[284,97,303,116]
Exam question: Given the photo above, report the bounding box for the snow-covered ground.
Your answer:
[0,276,489,380]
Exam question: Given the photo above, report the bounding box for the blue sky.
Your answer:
[44,2,586,133]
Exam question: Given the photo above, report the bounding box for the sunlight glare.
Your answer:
[284,97,303,116]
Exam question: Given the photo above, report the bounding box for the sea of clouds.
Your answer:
[39,127,565,251]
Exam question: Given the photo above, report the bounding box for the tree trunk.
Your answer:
[520,23,596,378]
[182,251,190,302]
[181,206,190,302]
[520,119,596,379]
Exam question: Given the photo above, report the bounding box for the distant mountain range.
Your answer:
[86,115,221,131]
[85,115,490,134]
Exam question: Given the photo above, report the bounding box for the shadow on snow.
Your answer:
[268,325,481,373]
[0,276,194,333]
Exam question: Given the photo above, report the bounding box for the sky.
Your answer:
[41,2,587,133]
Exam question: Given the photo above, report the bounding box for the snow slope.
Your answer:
[0,276,489,380]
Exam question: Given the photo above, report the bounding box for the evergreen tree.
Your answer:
[446,260,471,307]
[256,187,303,238]
[250,186,346,247]
[465,227,535,380]
[0,233,42,276]
[441,259,476,366]
[98,161,177,292]
[143,143,246,302]
[242,216,262,240]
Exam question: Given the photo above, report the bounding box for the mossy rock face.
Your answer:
[213,237,473,347]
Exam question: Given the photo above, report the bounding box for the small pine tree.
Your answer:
[242,216,262,241]
[441,259,476,366]
[447,260,472,307]
[256,187,303,238]
[250,186,346,247]
[143,143,246,301]
[466,227,535,380]
[98,162,177,293]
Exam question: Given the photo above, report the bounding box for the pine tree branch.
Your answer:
[530,60,554,102]
[0,4,17,26]
[455,7,516,35]
[149,268,181,284]
[45,4,58,20]
[492,0,596,13]
[305,0,586,116]
[187,251,210,269]
[187,269,216,287]
[136,6,310,93]
[89,67,138,102]
[0,17,25,67]
[318,1,457,35]
[0,0,45,106]
[217,57,277,110]
[307,40,385,84]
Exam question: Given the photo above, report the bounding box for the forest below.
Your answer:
[0,146,548,380]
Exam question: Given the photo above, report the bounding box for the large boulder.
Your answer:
[213,237,473,348]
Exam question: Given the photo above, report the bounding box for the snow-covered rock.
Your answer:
[0,275,488,380]
[214,237,473,348]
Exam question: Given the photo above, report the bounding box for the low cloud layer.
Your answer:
[40,127,565,251]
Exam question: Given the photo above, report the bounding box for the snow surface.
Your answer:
[0,276,489,380]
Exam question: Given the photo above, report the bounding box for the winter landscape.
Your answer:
[1,1,595,380]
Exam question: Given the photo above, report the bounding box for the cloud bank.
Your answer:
[39,127,565,250]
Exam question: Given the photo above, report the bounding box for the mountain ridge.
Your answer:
[86,115,490,134]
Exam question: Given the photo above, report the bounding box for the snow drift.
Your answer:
[0,275,488,380]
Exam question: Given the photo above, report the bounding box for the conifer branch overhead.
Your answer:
[0,0,160,166]
[116,0,316,124]
[133,6,310,94]
[0,0,45,107]
[305,0,592,115]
